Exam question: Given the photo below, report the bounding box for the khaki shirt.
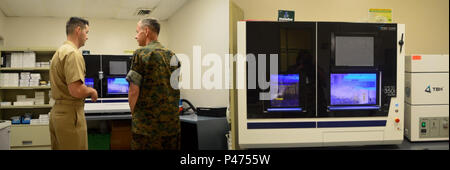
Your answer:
[50,41,86,101]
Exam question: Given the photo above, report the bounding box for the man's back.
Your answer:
[130,41,180,137]
[50,40,86,101]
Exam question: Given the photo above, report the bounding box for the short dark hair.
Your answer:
[140,18,160,35]
[66,17,89,35]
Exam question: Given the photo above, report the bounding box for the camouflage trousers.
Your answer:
[131,132,181,150]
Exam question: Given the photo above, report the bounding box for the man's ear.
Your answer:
[75,26,81,35]
[145,27,152,37]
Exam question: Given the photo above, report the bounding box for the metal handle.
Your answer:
[22,140,32,145]
[399,33,404,53]
[99,71,104,80]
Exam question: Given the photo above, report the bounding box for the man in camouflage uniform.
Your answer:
[126,18,181,150]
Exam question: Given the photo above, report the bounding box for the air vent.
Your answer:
[135,9,152,16]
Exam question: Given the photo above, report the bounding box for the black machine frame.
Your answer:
[245,21,398,119]
[83,54,132,99]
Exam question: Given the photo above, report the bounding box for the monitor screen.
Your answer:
[330,73,377,105]
[335,36,374,66]
[85,78,94,88]
[270,74,300,107]
[109,61,128,75]
[107,77,129,95]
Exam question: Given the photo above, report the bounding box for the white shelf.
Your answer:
[0,86,50,90]
[0,105,52,109]
[0,67,49,71]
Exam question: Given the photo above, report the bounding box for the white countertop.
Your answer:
[0,120,11,130]
[84,102,130,113]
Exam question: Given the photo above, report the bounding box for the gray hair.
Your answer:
[139,18,160,35]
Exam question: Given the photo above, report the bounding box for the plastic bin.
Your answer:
[88,133,111,150]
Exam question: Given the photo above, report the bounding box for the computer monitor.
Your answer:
[85,78,94,88]
[330,73,377,106]
[269,74,300,108]
[335,36,374,67]
[109,61,128,75]
[107,77,129,95]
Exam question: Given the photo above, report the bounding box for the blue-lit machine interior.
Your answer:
[106,77,129,95]
[330,73,377,105]
[85,78,94,88]
[236,21,405,148]
[269,74,301,111]
[329,73,379,111]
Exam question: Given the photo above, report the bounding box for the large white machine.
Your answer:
[235,21,405,148]
[405,54,449,142]
[0,120,11,150]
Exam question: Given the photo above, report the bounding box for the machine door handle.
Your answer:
[99,71,104,80]
[399,33,405,53]
[22,140,33,145]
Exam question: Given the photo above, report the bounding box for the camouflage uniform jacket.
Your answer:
[126,41,180,137]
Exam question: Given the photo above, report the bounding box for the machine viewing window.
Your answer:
[109,61,128,75]
[107,77,129,95]
[85,78,94,88]
[269,74,301,109]
[335,36,374,66]
[330,73,377,106]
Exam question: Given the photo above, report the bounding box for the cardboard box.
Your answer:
[110,120,132,150]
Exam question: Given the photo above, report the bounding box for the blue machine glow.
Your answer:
[85,78,94,88]
[270,74,300,108]
[107,77,129,95]
[267,108,303,112]
[330,73,377,105]
[328,106,380,111]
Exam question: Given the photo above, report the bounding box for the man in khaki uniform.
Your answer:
[49,17,98,150]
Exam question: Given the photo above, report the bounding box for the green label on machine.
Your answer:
[278,10,295,22]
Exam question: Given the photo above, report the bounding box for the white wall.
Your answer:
[233,0,449,54]
[2,17,169,55]
[168,0,230,107]
[0,11,5,45]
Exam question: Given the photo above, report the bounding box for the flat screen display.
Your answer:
[330,73,377,105]
[107,77,129,95]
[270,74,300,107]
[85,78,94,88]
[335,36,374,66]
[109,61,128,75]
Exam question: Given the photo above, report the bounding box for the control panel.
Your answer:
[419,117,449,138]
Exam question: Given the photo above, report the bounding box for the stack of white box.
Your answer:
[0,102,12,106]
[36,61,50,68]
[14,95,34,106]
[23,52,36,68]
[39,114,49,124]
[0,73,6,87]
[18,72,41,87]
[34,91,45,105]
[19,72,31,87]
[10,53,23,68]
[0,73,19,87]
[10,52,36,68]
[30,73,41,86]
